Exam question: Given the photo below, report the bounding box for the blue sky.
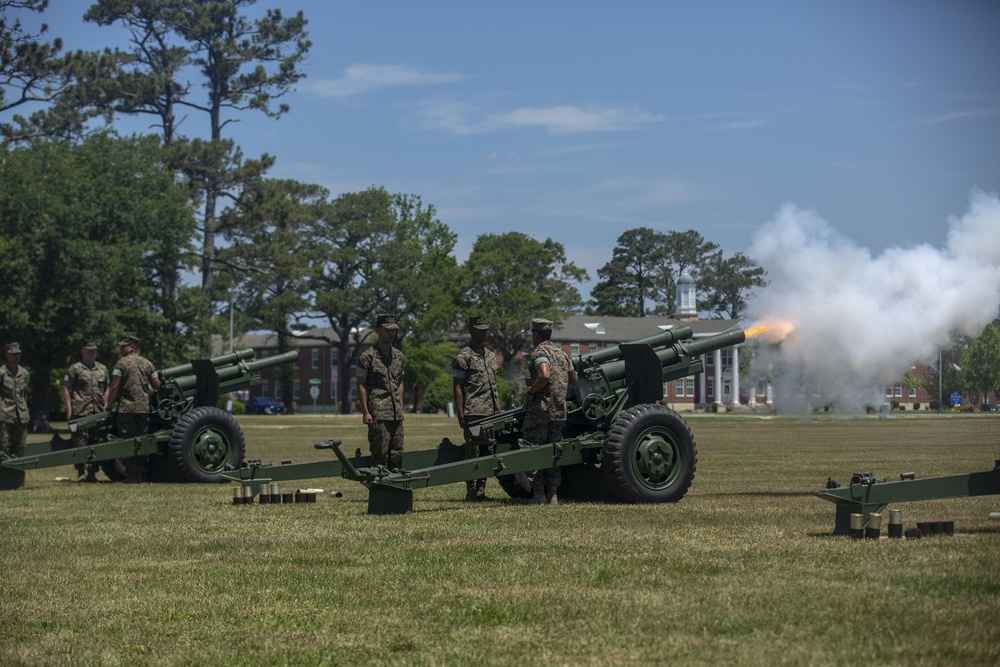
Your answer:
[19,1,1000,297]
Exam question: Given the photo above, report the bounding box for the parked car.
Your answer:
[244,397,286,415]
[980,403,999,412]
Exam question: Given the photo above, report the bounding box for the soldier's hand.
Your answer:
[362,413,373,426]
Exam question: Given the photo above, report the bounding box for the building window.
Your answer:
[721,348,733,366]
[707,377,714,397]
[293,381,300,400]
[330,350,338,367]
[570,343,580,356]
[311,349,319,369]
[706,353,714,367]
[908,387,916,398]
[885,386,892,397]
[662,381,669,397]
[685,378,695,397]
[894,384,902,397]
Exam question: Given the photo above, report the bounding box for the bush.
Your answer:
[218,396,245,415]
[421,374,454,414]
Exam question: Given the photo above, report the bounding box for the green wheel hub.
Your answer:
[190,425,232,472]
[632,428,681,488]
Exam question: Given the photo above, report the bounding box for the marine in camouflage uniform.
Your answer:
[62,339,110,482]
[357,314,405,469]
[452,315,501,501]
[106,335,161,483]
[0,342,30,459]
[523,318,578,505]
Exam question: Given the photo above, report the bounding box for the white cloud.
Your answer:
[301,63,465,99]
[707,118,766,131]
[905,106,1000,126]
[417,99,664,135]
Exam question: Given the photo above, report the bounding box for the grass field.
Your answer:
[2,413,998,666]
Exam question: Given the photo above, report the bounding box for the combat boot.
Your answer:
[547,487,559,506]
[529,481,548,504]
[75,464,87,482]
[475,479,488,501]
[85,466,98,483]
[464,481,477,502]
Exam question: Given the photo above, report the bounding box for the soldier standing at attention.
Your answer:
[105,335,161,483]
[0,342,30,459]
[452,315,501,501]
[357,314,405,470]
[523,318,578,505]
[62,339,110,483]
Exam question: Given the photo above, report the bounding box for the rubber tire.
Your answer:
[167,406,246,483]
[602,403,697,503]
[496,472,533,499]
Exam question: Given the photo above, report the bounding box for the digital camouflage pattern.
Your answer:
[0,363,30,425]
[111,353,156,413]
[452,345,500,419]
[64,361,109,418]
[526,340,572,422]
[368,420,404,469]
[357,344,405,421]
[0,363,30,458]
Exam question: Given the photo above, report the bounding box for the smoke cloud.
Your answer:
[745,189,1000,413]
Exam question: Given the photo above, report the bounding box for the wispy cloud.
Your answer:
[301,63,466,98]
[418,99,664,135]
[904,106,1000,126]
[707,118,766,131]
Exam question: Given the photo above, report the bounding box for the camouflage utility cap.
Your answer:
[82,339,98,350]
[375,314,399,330]
[118,335,140,347]
[530,318,553,332]
[468,315,490,330]
[5,342,21,354]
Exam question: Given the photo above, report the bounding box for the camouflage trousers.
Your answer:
[0,421,27,458]
[70,430,102,479]
[117,413,150,483]
[368,420,404,470]
[463,416,496,495]
[522,413,565,492]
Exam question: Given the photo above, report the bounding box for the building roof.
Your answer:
[552,315,742,342]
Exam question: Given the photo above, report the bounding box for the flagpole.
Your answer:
[938,350,942,414]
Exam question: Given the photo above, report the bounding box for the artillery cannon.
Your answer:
[226,325,747,513]
[0,349,298,490]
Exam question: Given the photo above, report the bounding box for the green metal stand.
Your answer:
[817,461,1000,535]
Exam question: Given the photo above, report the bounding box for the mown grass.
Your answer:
[1,413,998,666]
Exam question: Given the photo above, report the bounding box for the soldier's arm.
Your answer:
[356,366,372,424]
[106,376,121,410]
[453,376,465,427]
[526,359,551,400]
[62,376,72,420]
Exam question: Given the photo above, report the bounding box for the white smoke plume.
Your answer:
[745,189,1000,413]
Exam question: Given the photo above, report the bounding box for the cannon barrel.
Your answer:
[585,328,746,385]
[158,348,256,380]
[165,350,300,395]
[578,326,694,367]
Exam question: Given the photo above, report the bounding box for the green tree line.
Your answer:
[15,2,994,419]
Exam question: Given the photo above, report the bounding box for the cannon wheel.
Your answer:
[496,472,533,499]
[167,406,245,483]
[602,403,696,503]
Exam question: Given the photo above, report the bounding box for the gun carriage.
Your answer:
[0,349,298,490]
[226,326,748,514]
